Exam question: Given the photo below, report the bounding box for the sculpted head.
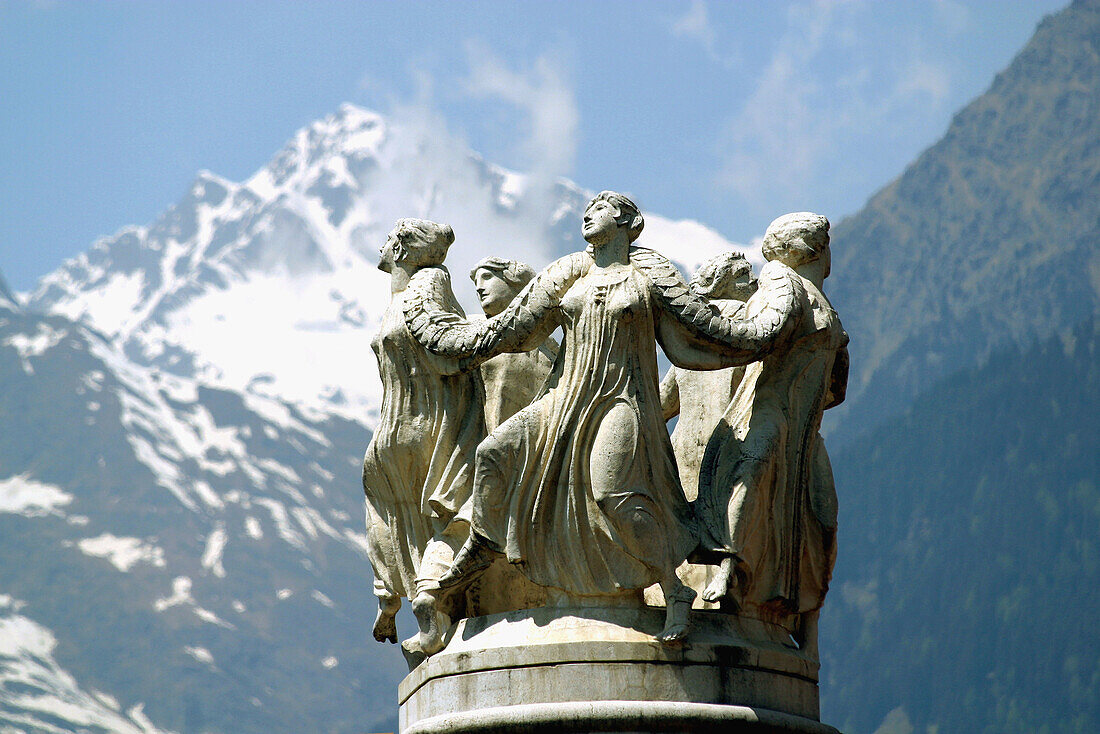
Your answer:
[583,191,644,247]
[379,218,455,273]
[690,251,757,302]
[761,212,830,278]
[469,257,536,316]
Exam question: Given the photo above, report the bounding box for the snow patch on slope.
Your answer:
[0,595,173,734]
[0,475,73,517]
[201,525,227,577]
[76,534,167,572]
[2,322,65,374]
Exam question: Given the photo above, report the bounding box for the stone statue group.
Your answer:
[362,191,848,662]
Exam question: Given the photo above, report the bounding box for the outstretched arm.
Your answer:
[396,266,480,375]
[405,252,589,365]
[659,368,680,421]
[631,247,798,369]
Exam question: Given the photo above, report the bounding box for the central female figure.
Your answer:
[406,192,754,650]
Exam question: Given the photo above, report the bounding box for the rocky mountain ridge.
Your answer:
[0,298,403,733]
[826,0,1100,440]
[24,104,746,429]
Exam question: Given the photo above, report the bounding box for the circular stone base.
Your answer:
[399,605,839,734]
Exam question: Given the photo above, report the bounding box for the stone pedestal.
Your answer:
[399,605,839,734]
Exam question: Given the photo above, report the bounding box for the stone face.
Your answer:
[362,201,847,731]
[469,257,558,433]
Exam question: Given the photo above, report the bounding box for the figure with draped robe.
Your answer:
[361,219,484,650]
[656,251,757,607]
[402,192,788,653]
[694,212,849,655]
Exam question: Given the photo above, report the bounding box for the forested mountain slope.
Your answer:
[821,318,1100,733]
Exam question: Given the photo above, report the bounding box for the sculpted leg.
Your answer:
[406,420,532,656]
[591,402,692,642]
[407,589,451,656]
[438,429,517,589]
[701,413,782,606]
[404,523,467,656]
[363,487,408,643]
[372,581,400,644]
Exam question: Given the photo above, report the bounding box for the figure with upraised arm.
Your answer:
[402,192,789,653]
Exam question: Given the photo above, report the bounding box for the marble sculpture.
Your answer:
[361,195,848,664]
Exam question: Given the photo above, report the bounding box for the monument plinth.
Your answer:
[362,201,846,733]
[399,605,836,734]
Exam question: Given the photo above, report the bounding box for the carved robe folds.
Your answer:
[696,259,848,619]
[361,268,483,605]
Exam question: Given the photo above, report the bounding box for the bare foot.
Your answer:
[656,622,690,643]
[411,590,451,655]
[372,596,400,644]
[400,636,427,670]
[701,557,733,603]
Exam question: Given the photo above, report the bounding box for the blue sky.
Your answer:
[0,0,1067,291]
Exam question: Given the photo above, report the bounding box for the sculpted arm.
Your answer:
[405,252,588,365]
[660,368,680,421]
[398,267,479,375]
[825,335,850,409]
[632,248,797,369]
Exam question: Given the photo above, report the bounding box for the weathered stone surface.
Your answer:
[399,606,833,733]
[404,702,839,734]
[362,199,847,732]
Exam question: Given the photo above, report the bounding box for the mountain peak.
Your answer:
[827,0,1100,437]
[27,102,746,426]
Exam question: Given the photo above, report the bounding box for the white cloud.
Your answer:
[714,0,952,217]
[462,42,578,184]
[671,1,735,67]
[344,61,580,312]
[932,0,971,36]
[895,59,951,103]
[673,2,716,53]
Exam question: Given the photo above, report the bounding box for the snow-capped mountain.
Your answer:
[0,299,403,733]
[26,104,746,428]
[4,106,746,733]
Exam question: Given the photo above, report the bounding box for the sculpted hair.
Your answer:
[469,257,537,291]
[395,218,455,266]
[690,251,755,298]
[588,191,645,243]
[761,212,830,275]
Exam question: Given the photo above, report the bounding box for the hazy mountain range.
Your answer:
[2,0,1098,732]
